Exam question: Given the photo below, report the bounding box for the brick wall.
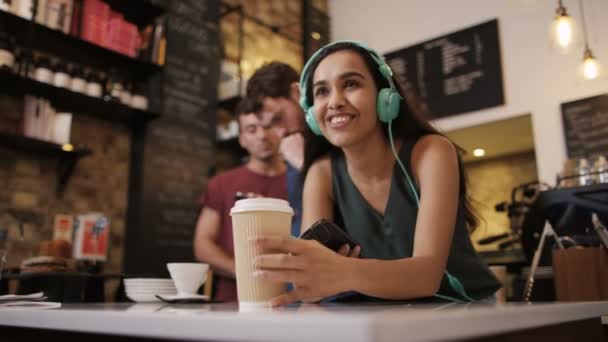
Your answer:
[0,96,130,277]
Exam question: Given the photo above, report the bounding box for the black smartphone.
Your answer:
[300,219,360,253]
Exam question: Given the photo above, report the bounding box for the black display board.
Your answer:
[384,19,504,119]
[561,94,608,158]
[125,0,220,276]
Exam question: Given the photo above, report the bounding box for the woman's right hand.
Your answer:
[300,243,360,303]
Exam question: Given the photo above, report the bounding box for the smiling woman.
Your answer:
[253,41,501,307]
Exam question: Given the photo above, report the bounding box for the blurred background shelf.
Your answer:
[0,10,163,79]
[0,131,92,194]
[0,70,160,126]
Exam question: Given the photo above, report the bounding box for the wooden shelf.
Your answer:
[0,70,160,126]
[0,10,163,79]
[0,132,92,194]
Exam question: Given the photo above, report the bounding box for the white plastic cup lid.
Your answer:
[230,198,293,216]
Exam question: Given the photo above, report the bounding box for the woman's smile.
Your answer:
[326,113,356,129]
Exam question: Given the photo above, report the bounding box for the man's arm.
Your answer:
[280,132,305,170]
[193,207,235,278]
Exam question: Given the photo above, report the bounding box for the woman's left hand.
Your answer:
[253,236,356,307]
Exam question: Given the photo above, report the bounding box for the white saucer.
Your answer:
[157,293,209,301]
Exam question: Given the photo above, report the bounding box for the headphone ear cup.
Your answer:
[305,107,322,136]
[377,88,400,123]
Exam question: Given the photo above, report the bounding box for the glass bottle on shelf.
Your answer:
[594,156,608,184]
[576,158,594,186]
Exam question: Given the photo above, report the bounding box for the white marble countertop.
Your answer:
[1,301,607,342]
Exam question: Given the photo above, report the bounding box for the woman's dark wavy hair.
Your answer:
[301,42,480,231]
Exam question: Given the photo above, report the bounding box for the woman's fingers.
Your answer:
[255,236,305,254]
[338,244,360,258]
[254,253,306,270]
[349,245,361,258]
[337,244,350,256]
[253,269,303,284]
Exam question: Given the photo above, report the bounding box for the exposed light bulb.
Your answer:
[550,5,576,53]
[554,15,574,48]
[582,49,600,80]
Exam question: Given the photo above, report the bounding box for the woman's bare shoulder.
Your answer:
[308,155,332,178]
[412,134,457,161]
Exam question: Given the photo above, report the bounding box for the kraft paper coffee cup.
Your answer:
[230,198,293,308]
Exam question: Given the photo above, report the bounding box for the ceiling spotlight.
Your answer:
[61,144,74,152]
[473,149,486,157]
[311,32,321,40]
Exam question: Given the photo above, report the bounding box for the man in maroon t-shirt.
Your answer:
[193,99,288,302]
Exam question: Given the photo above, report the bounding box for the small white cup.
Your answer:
[167,263,209,296]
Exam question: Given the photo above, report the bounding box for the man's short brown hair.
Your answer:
[234,97,261,131]
[235,97,259,117]
[246,62,300,100]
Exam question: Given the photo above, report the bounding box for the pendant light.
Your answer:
[578,0,601,80]
[551,0,576,53]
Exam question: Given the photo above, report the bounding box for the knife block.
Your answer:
[552,247,608,301]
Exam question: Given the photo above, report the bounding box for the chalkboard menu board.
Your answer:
[562,94,608,158]
[125,0,220,276]
[384,19,504,119]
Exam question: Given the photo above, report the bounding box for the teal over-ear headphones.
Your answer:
[298,40,403,136]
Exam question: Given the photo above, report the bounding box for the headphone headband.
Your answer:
[299,40,391,110]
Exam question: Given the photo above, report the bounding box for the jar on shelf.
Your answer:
[34,55,54,84]
[104,69,123,102]
[11,47,22,74]
[85,70,103,98]
[130,94,148,110]
[69,65,87,94]
[558,158,577,188]
[594,156,608,184]
[18,50,36,79]
[52,59,71,88]
[576,158,594,186]
[0,30,15,70]
[120,81,132,105]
